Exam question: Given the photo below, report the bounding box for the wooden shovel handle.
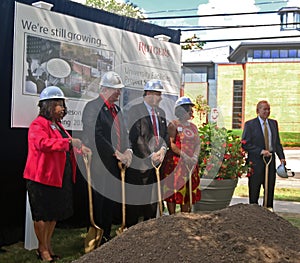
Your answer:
[83,153,103,232]
[152,160,163,216]
[263,154,273,208]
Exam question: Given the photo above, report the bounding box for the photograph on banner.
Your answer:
[25,35,115,101]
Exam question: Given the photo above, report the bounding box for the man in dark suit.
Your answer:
[125,79,168,227]
[81,71,132,244]
[242,100,286,210]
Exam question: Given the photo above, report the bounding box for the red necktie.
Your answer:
[151,107,159,145]
[110,105,121,151]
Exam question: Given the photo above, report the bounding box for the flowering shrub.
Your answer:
[198,122,253,180]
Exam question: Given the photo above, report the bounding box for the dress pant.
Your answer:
[92,191,115,239]
[248,156,276,208]
[125,168,157,227]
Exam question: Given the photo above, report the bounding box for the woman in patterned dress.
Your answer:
[163,97,201,214]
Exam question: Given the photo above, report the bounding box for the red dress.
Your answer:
[163,120,201,205]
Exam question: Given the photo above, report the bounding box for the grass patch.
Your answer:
[234,185,300,202]
[0,227,86,263]
[278,213,300,229]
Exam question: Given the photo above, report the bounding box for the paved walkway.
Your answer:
[231,176,300,214]
[230,197,300,214]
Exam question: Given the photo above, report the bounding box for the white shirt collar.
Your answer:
[258,116,268,126]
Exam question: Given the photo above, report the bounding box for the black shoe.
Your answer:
[36,250,56,262]
[100,235,111,245]
[51,254,61,260]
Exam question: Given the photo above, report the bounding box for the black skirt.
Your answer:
[27,155,74,222]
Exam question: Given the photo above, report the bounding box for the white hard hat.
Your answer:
[276,164,288,178]
[100,71,124,89]
[144,79,165,92]
[276,163,295,178]
[175,96,195,108]
[39,86,66,101]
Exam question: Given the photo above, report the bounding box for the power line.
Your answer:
[145,8,198,15]
[142,10,279,20]
[143,1,288,15]
[180,34,300,43]
[168,22,300,32]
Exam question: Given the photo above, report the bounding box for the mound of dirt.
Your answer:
[73,204,300,263]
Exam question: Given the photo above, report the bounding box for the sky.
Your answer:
[71,0,300,48]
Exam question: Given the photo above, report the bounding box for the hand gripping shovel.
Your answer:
[185,164,195,213]
[116,161,127,235]
[83,152,104,253]
[263,154,273,209]
[152,161,163,217]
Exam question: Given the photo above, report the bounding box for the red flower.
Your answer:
[224,154,231,160]
[198,122,253,180]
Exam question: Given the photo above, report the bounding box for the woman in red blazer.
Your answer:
[23,86,91,262]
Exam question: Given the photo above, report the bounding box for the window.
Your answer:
[280,50,288,58]
[262,50,271,58]
[271,50,279,58]
[232,80,243,129]
[289,49,297,58]
[252,49,300,59]
[253,50,262,59]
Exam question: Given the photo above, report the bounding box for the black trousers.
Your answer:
[92,191,121,238]
[125,167,158,228]
[248,156,276,208]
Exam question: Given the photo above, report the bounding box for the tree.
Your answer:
[181,34,206,50]
[85,0,144,19]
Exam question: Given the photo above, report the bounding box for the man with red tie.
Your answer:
[125,80,168,227]
[81,71,132,244]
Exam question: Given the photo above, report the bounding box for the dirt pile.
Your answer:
[73,204,300,263]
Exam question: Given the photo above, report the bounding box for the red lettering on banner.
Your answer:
[138,41,170,57]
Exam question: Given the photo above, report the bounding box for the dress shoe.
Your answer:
[36,250,56,262]
[100,235,111,245]
[51,254,61,260]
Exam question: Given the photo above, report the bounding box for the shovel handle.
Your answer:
[185,164,195,212]
[83,153,102,232]
[118,161,126,234]
[263,154,273,208]
[151,160,163,216]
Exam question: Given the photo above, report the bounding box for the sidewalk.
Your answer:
[230,197,300,214]
[238,176,300,189]
[231,176,300,213]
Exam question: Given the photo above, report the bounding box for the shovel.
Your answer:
[263,154,273,208]
[83,152,104,253]
[152,160,163,217]
[185,164,195,212]
[116,161,127,235]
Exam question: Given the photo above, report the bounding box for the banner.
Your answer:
[11,2,181,130]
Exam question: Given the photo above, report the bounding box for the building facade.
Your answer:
[182,41,300,133]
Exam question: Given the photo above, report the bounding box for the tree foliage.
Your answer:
[86,0,144,19]
[181,34,206,50]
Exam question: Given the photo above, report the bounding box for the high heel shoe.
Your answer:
[50,254,61,260]
[36,250,56,262]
